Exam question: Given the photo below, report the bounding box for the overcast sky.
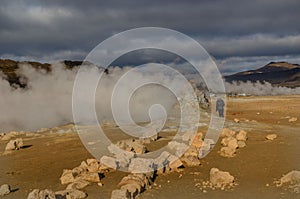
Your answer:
[1,0,300,74]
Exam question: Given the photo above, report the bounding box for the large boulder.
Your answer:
[111,189,129,199]
[128,158,154,173]
[219,147,236,158]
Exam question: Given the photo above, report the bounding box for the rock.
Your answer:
[55,189,87,199]
[115,139,146,154]
[0,184,11,196]
[236,130,247,141]
[1,134,13,141]
[27,189,56,199]
[80,172,101,183]
[221,137,238,149]
[38,189,56,199]
[168,141,188,157]
[5,138,24,151]
[219,147,236,158]
[154,151,170,170]
[128,158,154,173]
[277,170,300,186]
[181,155,201,167]
[234,118,240,123]
[66,180,90,190]
[111,189,129,199]
[288,117,297,122]
[265,134,277,141]
[237,141,246,148]
[221,128,236,137]
[210,168,235,188]
[60,170,76,185]
[27,189,39,199]
[190,132,203,149]
[86,159,100,172]
[121,184,140,198]
[167,155,183,170]
[100,156,118,170]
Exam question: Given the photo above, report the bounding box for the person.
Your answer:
[216,98,225,117]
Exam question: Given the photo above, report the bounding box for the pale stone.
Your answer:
[219,147,236,158]
[55,189,87,199]
[60,170,76,185]
[288,117,297,122]
[236,130,247,141]
[265,134,277,140]
[111,189,129,199]
[0,184,10,196]
[278,170,300,186]
[210,168,235,188]
[5,138,24,151]
[221,128,236,137]
[237,141,246,148]
[128,158,154,173]
[80,172,101,183]
[100,156,118,170]
[66,180,90,190]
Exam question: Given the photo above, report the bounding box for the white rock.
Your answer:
[0,184,10,196]
[265,134,277,141]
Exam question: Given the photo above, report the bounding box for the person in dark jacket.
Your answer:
[216,98,225,117]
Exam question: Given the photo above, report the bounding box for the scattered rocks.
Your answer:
[210,168,235,189]
[113,173,154,199]
[219,128,248,158]
[265,134,277,141]
[0,184,11,196]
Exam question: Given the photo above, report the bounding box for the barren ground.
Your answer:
[0,95,299,198]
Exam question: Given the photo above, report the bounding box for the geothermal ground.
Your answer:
[0,95,299,198]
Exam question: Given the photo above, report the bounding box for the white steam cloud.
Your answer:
[225,81,300,95]
[0,63,180,132]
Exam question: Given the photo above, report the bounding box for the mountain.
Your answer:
[225,62,300,88]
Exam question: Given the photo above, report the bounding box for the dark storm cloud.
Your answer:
[0,0,300,73]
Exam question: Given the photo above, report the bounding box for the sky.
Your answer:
[0,0,300,75]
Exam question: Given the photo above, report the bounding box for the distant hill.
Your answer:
[0,59,84,87]
[225,62,300,88]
